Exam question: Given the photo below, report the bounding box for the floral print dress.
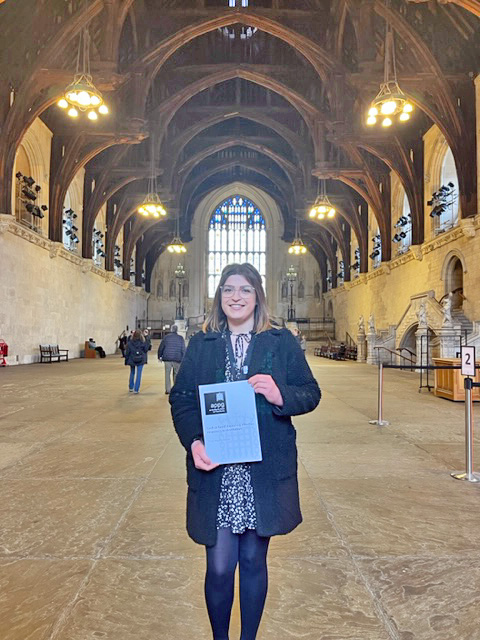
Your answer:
[216,332,257,534]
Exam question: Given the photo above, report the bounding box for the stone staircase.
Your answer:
[451,308,473,337]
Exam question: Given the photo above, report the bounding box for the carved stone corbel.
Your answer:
[409,245,423,261]
[460,218,476,238]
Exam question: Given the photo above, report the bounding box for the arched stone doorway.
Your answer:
[443,252,465,310]
[399,324,417,360]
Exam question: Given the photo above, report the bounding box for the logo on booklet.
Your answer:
[205,391,227,415]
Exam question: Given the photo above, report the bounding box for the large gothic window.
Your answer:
[208,195,266,298]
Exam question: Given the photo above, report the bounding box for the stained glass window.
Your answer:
[207,195,266,298]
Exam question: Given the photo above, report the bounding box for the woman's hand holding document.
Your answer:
[198,380,263,465]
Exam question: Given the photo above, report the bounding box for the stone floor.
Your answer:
[1,347,480,640]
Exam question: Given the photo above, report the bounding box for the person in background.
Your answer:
[299,331,307,353]
[118,330,128,357]
[125,329,149,393]
[88,338,106,358]
[170,263,321,640]
[144,328,152,352]
[158,325,185,394]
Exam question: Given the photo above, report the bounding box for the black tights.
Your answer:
[205,528,270,640]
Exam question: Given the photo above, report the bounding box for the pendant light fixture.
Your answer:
[366,4,413,128]
[167,210,187,254]
[308,179,336,220]
[57,11,108,121]
[288,217,307,255]
[137,136,167,218]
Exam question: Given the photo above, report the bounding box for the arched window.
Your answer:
[207,195,266,298]
[439,146,459,228]
[429,145,459,236]
[393,192,412,256]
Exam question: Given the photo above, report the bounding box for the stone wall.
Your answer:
[0,216,147,364]
[325,220,479,343]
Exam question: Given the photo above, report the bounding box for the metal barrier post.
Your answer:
[451,377,480,483]
[369,363,390,426]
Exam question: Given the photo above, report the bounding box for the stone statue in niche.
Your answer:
[358,315,365,334]
[417,302,427,328]
[298,281,304,300]
[156,280,163,299]
[314,282,320,300]
[442,293,453,326]
[368,313,375,334]
[169,279,176,299]
[281,280,288,300]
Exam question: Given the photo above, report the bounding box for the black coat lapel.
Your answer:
[248,329,281,376]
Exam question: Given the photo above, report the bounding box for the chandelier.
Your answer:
[309,180,336,220]
[138,136,167,218]
[288,218,307,255]
[58,26,108,120]
[168,210,186,253]
[366,16,413,128]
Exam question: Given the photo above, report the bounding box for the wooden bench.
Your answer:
[39,344,69,363]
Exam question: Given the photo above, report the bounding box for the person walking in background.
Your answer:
[158,325,185,394]
[118,330,128,357]
[170,263,321,640]
[125,329,149,393]
[144,328,152,352]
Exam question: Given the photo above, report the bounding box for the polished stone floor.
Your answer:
[1,347,480,640]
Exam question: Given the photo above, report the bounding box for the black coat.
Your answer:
[158,332,186,363]
[169,328,321,546]
[124,339,149,366]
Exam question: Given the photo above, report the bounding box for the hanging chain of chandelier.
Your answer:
[58,27,108,121]
[137,136,168,218]
[309,179,336,220]
[366,19,414,128]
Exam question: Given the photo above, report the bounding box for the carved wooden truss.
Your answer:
[0,0,478,289]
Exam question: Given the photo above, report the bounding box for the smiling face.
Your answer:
[221,274,257,332]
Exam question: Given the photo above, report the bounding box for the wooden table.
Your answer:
[433,357,480,401]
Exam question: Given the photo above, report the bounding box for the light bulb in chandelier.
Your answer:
[288,237,307,255]
[137,193,167,218]
[167,236,187,254]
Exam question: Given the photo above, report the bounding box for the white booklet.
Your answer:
[198,380,263,464]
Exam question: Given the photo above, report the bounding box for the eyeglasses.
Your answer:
[220,285,256,298]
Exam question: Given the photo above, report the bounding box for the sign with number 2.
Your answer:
[461,346,475,377]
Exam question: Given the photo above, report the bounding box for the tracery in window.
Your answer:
[393,192,412,256]
[207,195,266,298]
[431,146,459,235]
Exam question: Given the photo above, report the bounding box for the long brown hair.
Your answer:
[203,263,271,334]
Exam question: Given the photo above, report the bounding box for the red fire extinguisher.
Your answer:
[0,340,8,366]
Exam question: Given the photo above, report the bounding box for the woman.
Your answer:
[170,264,321,640]
[124,329,149,393]
[118,330,128,357]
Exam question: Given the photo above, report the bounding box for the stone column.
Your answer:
[415,326,429,372]
[366,332,377,365]
[357,330,366,362]
[438,324,462,358]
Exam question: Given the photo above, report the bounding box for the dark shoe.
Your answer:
[165,391,169,395]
